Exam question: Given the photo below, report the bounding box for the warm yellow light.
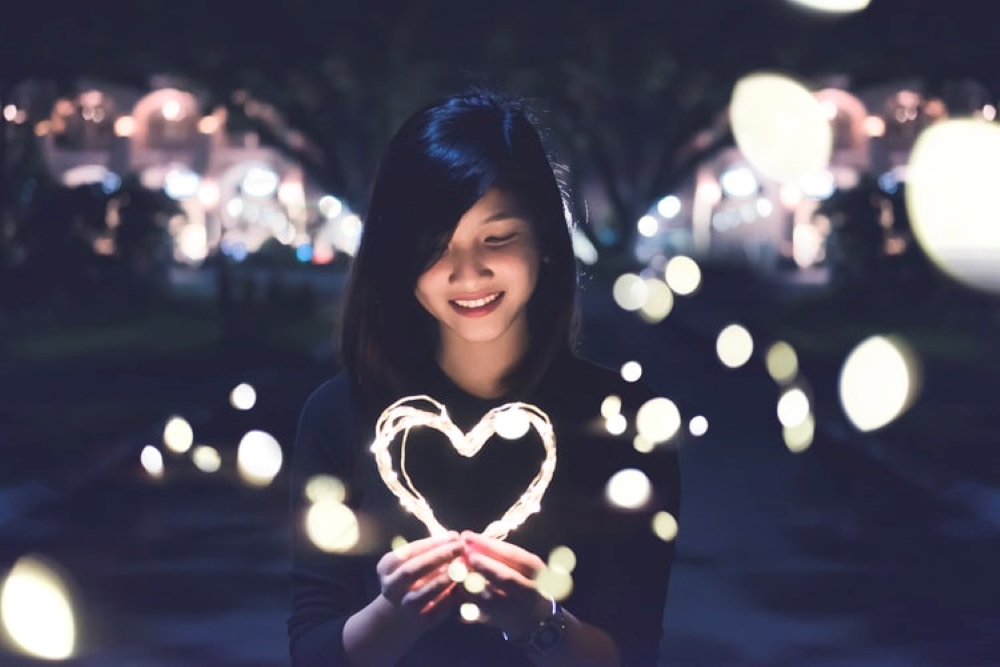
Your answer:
[777,387,810,428]
[663,256,702,295]
[730,73,832,184]
[635,397,682,444]
[784,0,870,13]
[447,559,469,583]
[163,416,193,454]
[605,413,628,436]
[600,395,622,420]
[548,546,577,574]
[864,115,886,137]
[140,445,164,478]
[191,445,221,473]
[230,383,257,410]
[460,603,481,622]
[1,555,77,660]
[305,475,347,504]
[651,511,679,542]
[197,115,221,134]
[766,341,799,384]
[114,116,136,137]
[305,500,359,552]
[612,273,648,311]
[906,119,1000,292]
[605,468,652,509]
[620,361,643,383]
[237,430,284,487]
[638,278,674,324]
[688,415,709,436]
[783,413,815,453]
[463,572,488,595]
[839,336,921,432]
[535,567,573,602]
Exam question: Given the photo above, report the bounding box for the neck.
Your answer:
[437,332,527,400]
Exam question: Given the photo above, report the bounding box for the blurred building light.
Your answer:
[720,167,759,198]
[779,185,803,209]
[982,105,997,121]
[176,224,209,263]
[696,180,722,204]
[240,166,280,198]
[162,99,183,121]
[3,105,17,122]
[863,115,885,137]
[62,165,111,188]
[318,195,343,219]
[34,121,51,137]
[114,116,136,137]
[785,0,870,13]
[637,215,659,238]
[54,99,75,117]
[198,181,220,208]
[755,198,774,217]
[799,170,836,200]
[278,180,306,207]
[164,168,202,200]
[656,195,682,219]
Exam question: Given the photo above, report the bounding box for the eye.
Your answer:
[485,233,518,246]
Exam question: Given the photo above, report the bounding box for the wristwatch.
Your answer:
[503,597,567,657]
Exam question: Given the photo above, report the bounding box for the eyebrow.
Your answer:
[480,210,528,225]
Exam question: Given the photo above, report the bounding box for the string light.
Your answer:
[370,395,557,541]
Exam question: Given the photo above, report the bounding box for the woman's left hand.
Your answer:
[460,531,553,640]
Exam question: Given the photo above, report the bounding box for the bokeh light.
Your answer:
[305,475,347,504]
[548,546,577,574]
[785,0,871,13]
[730,73,833,184]
[688,415,709,437]
[447,559,469,583]
[237,430,284,486]
[613,273,649,311]
[716,324,754,369]
[638,278,674,324]
[636,397,682,444]
[633,435,655,453]
[606,469,652,510]
[600,395,622,420]
[766,341,799,384]
[663,256,702,295]
[535,566,573,602]
[163,415,193,454]
[783,413,815,453]
[460,603,481,622]
[463,572,488,595]
[1,555,77,660]
[305,499,360,552]
[140,445,164,478]
[605,413,628,436]
[906,119,1000,292]
[191,445,222,473]
[839,336,922,432]
[229,383,257,410]
[621,361,643,383]
[494,407,531,440]
[777,387,811,428]
[651,511,679,542]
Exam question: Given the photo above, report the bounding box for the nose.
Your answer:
[446,246,492,284]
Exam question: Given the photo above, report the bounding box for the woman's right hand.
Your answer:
[375,531,465,629]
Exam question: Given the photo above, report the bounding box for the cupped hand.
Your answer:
[460,531,552,640]
[376,532,465,628]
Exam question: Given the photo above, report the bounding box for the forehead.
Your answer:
[455,189,529,230]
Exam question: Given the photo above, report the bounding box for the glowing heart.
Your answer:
[370,395,556,540]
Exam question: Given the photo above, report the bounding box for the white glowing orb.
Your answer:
[638,278,674,324]
[176,224,208,263]
[463,572,488,595]
[460,603,481,622]
[906,119,1000,293]
[536,566,573,602]
[785,0,870,13]
[600,394,622,419]
[657,195,682,219]
[163,416,193,454]
[237,429,284,487]
[305,500,360,552]
[390,535,409,552]
[777,388,811,428]
[140,445,164,478]
[784,413,815,453]
[636,397,682,444]
[716,324,754,369]
[688,415,709,437]
[318,195,343,218]
[730,73,833,184]
[620,361,643,383]
[606,468,652,509]
[1,555,76,660]
[664,256,702,295]
[494,406,531,440]
[637,215,660,238]
[839,336,921,432]
[605,413,628,436]
[766,341,799,384]
[192,445,221,473]
[652,511,679,542]
[447,559,469,583]
[305,475,347,504]
[612,273,649,311]
[548,546,577,574]
[633,435,655,453]
[230,383,257,410]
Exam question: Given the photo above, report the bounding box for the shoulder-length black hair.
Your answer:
[339,90,579,409]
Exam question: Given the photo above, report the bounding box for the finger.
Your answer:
[467,551,536,594]
[377,532,457,578]
[462,532,542,577]
[385,540,464,594]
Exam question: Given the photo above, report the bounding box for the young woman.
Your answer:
[288,91,680,666]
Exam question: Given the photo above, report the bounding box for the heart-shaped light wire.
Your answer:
[370,395,556,540]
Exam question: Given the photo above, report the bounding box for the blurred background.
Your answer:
[1,0,999,664]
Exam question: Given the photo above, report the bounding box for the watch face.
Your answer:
[534,625,562,650]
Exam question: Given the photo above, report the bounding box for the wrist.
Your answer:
[503,597,567,658]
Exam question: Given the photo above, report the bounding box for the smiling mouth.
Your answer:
[449,291,504,315]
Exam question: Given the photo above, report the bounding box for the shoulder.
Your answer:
[553,356,657,410]
[298,370,358,427]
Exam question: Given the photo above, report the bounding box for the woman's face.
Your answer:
[414,188,541,357]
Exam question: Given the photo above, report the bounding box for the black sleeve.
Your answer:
[287,374,370,667]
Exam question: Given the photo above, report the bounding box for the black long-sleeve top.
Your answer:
[288,354,680,666]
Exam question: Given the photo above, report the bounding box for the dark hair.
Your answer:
[339,90,579,408]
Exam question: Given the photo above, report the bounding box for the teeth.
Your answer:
[454,293,500,308]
